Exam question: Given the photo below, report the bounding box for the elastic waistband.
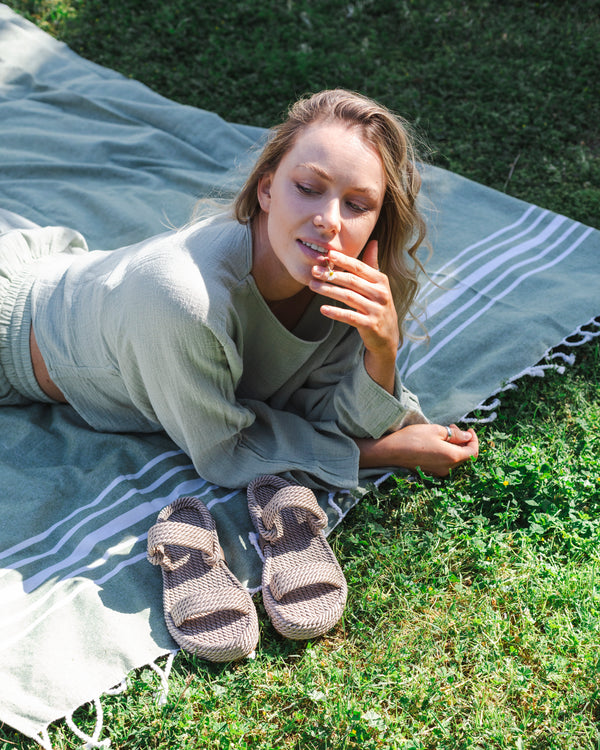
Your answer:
[0,267,55,404]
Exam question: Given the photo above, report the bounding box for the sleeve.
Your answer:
[287,329,429,439]
[130,323,362,491]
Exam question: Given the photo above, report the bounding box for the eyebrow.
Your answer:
[296,162,381,198]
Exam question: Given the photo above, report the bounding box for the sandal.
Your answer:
[247,475,347,640]
[147,496,259,662]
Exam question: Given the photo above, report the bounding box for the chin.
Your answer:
[283,264,311,288]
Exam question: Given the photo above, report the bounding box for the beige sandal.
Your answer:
[247,475,347,640]
[147,496,258,662]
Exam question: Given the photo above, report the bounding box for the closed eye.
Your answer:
[346,200,370,214]
[296,182,373,214]
[295,182,319,196]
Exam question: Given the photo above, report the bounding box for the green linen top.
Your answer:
[25,214,427,489]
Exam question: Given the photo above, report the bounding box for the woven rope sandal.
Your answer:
[247,475,347,640]
[147,495,259,662]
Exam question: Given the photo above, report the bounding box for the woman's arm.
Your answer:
[309,241,479,478]
[288,327,427,441]
[356,423,479,477]
[131,319,365,490]
[309,240,399,395]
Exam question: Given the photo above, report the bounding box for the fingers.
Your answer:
[442,423,477,447]
[314,279,379,320]
[430,424,479,475]
[309,249,392,314]
[448,426,479,466]
[309,245,400,363]
[324,247,383,280]
[310,271,385,308]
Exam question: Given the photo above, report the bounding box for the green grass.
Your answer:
[7,0,600,228]
[4,347,595,750]
[1,1,600,748]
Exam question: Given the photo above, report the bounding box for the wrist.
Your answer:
[355,438,377,468]
[363,348,396,395]
[356,435,396,469]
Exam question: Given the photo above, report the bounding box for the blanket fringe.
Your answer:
[34,728,53,750]
[33,652,178,749]
[327,490,345,522]
[65,697,110,749]
[462,314,600,424]
[149,650,177,706]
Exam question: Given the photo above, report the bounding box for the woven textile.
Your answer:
[147,496,259,661]
[247,476,347,639]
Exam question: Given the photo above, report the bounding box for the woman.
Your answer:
[1,89,478,491]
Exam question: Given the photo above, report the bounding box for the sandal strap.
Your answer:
[258,486,328,544]
[171,588,252,627]
[270,563,343,601]
[147,521,223,569]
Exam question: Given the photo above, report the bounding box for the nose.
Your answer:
[313,198,341,234]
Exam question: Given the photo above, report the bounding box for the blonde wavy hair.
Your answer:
[234,88,429,343]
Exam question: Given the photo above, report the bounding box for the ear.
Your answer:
[257,173,273,213]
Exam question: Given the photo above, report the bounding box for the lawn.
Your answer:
[1,1,599,748]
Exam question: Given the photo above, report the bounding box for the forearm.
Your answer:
[363,347,397,395]
[164,394,362,491]
[355,431,417,469]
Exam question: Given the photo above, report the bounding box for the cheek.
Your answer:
[345,219,378,257]
[269,183,302,224]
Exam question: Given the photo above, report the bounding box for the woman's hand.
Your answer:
[309,240,399,393]
[356,423,479,477]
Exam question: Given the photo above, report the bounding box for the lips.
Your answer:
[300,240,328,254]
[298,239,331,262]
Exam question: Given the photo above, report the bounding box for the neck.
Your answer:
[250,214,315,329]
[266,287,315,330]
[250,213,305,303]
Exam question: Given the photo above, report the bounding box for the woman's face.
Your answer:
[255,120,386,297]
